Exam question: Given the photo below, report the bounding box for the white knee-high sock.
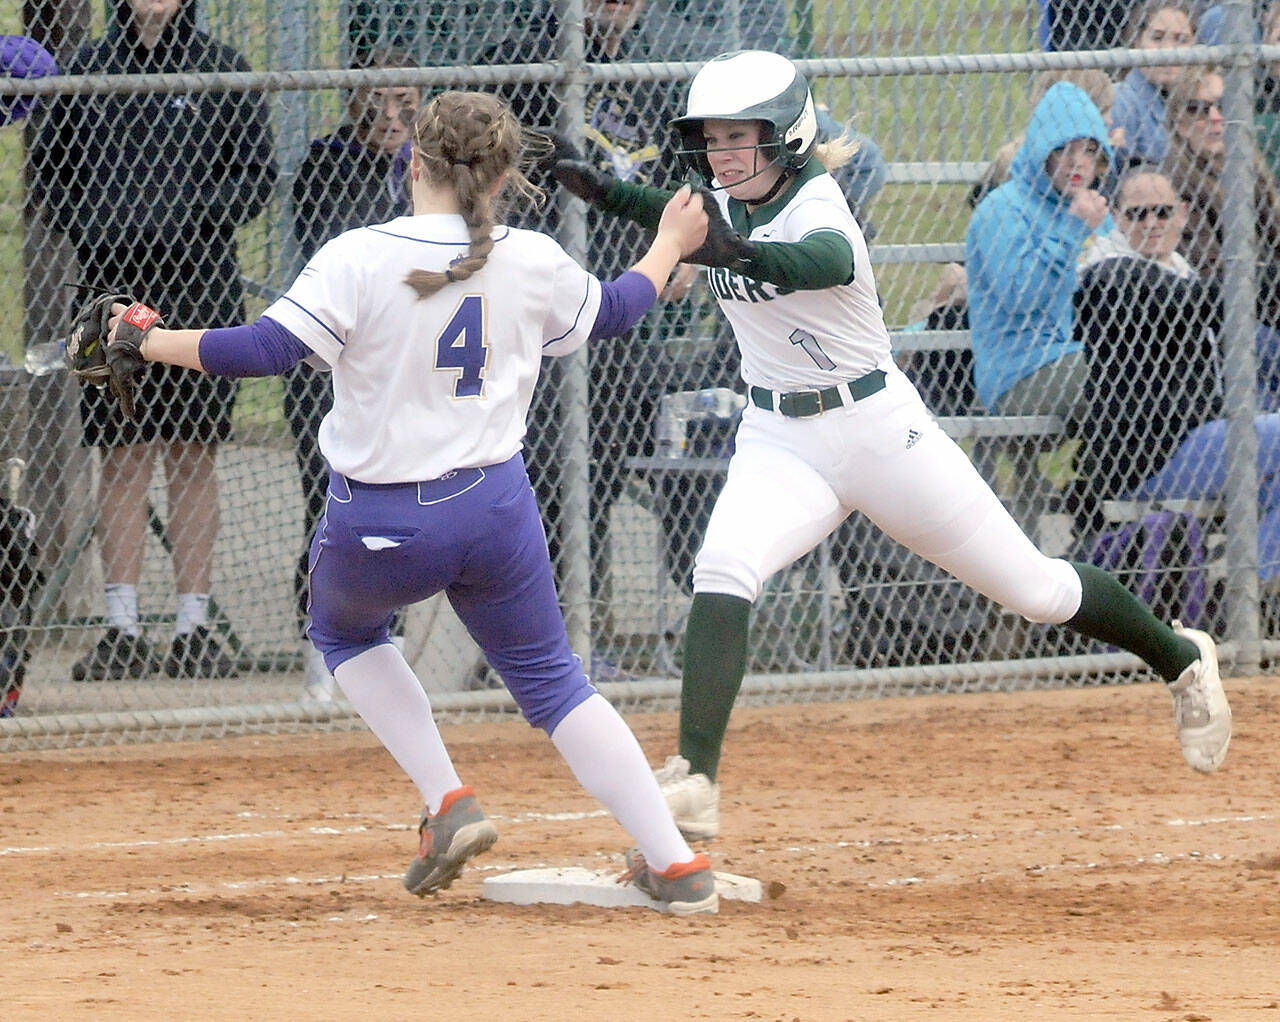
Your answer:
[332,643,462,814]
[549,693,693,873]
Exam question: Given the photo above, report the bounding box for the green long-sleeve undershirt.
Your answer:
[600,177,855,291]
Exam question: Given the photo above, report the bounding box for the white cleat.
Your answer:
[654,755,721,840]
[1169,623,1232,773]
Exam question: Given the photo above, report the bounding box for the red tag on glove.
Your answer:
[123,303,161,331]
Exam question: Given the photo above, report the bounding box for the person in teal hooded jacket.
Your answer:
[966,81,1113,419]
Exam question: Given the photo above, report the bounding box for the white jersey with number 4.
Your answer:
[263,214,602,483]
[706,172,892,391]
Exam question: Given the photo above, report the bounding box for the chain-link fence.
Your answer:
[1,0,1277,748]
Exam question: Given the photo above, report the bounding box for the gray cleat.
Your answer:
[403,785,499,896]
[619,848,719,915]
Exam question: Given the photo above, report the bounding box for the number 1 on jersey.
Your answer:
[437,294,487,397]
[789,328,836,371]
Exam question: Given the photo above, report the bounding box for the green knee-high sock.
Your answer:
[678,592,751,782]
[1065,562,1199,681]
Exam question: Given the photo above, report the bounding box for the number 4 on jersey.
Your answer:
[436,294,487,397]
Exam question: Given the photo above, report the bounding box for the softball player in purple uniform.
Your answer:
[549,50,1233,842]
[103,91,718,913]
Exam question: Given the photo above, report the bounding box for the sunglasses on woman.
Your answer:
[1120,204,1176,222]
[1183,99,1221,118]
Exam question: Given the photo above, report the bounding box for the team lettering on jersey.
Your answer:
[705,266,795,303]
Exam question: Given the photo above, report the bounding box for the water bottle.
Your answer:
[656,393,691,458]
[694,387,744,420]
[24,340,65,377]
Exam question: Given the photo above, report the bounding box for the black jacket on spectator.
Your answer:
[292,127,412,262]
[1073,256,1222,506]
[31,0,276,445]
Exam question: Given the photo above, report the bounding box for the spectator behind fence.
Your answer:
[969,68,1123,210]
[30,0,277,681]
[1162,64,1280,402]
[1111,2,1198,166]
[0,35,56,126]
[481,0,690,672]
[920,71,1117,421]
[288,49,420,700]
[1074,164,1280,582]
[1074,166,1221,508]
[966,82,1112,420]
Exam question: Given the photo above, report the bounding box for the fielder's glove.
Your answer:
[530,129,585,173]
[532,130,618,205]
[64,289,162,423]
[549,157,617,207]
[686,188,757,273]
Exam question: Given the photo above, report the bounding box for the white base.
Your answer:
[483,866,762,912]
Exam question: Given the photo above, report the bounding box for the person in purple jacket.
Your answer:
[0,34,56,126]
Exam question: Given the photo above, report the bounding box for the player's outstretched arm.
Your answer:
[107,304,310,380]
[627,186,708,295]
[106,304,208,372]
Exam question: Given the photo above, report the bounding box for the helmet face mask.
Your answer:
[671,50,819,185]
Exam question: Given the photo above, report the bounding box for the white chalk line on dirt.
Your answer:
[773,812,1275,856]
[57,844,1246,904]
[0,808,614,859]
[36,811,1275,904]
[7,810,1270,862]
[62,858,624,902]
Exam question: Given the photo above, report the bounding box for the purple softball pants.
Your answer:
[306,452,595,732]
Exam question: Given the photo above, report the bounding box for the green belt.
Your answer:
[748,369,887,418]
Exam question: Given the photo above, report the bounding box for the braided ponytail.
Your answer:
[404,91,541,300]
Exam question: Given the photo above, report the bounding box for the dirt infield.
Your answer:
[5,677,1280,1020]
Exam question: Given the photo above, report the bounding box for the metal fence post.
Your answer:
[1220,0,1263,671]
[557,0,593,664]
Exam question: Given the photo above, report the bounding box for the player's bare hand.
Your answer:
[661,263,699,303]
[1069,189,1108,229]
[658,185,709,258]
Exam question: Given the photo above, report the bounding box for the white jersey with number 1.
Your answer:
[704,173,892,391]
[262,214,602,484]
[694,166,1083,630]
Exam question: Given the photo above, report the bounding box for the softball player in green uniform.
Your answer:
[551,50,1232,841]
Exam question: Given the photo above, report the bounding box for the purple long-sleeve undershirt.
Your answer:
[590,271,656,340]
[196,271,657,377]
[199,316,311,377]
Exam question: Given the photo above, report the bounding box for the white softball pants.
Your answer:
[692,364,1083,624]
